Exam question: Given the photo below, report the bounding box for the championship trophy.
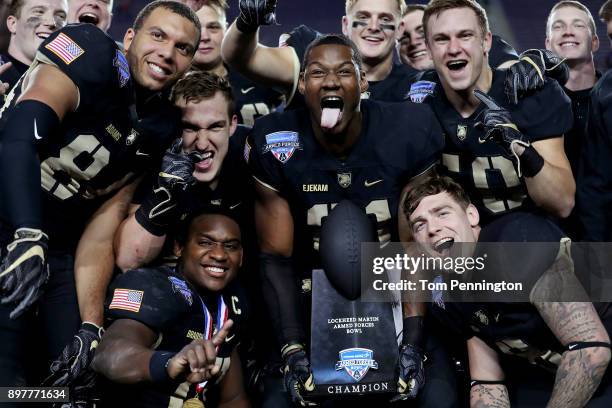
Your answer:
[310,200,398,396]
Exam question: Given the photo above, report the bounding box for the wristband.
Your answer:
[149,351,176,383]
[401,316,425,349]
[236,18,258,34]
[519,145,545,178]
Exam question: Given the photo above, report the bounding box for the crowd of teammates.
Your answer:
[0,0,611,406]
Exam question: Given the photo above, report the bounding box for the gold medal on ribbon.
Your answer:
[182,397,204,408]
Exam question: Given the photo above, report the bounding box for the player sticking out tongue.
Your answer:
[320,96,343,130]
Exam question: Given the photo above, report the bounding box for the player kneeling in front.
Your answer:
[92,211,250,408]
[403,175,612,407]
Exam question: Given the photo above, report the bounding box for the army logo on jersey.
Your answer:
[335,348,378,381]
[263,131,301,163]
[337,172,352,188]
[407,81,436,103]
[457,125,468,141]
[114,50,130,88]
[126,129,138,145]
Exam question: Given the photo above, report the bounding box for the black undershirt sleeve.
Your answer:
[0,100,59,230]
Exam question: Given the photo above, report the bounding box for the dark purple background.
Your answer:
[108,0,611,70]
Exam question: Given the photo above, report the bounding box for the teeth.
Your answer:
[206,266,224,273]
[201,151,213,160]
[148,63,165,75]
[364,36,381,41]
[410,50,427,58]
[434,237,454,251]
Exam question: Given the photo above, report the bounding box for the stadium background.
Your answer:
[107,0,612,71]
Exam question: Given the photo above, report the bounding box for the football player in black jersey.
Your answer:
[0,0,200,399]
[397,3,517,73]
[113,70,244,271]
[222,0,518,109]
[192,0,281,127]
[0,0,67,89]
[223,0,415,106]
[403,175,612,407]
[577,69,612,242]
[92,211,250,408]
[544,1,601,240]
[408,0,575,224]
[247,34,458,407]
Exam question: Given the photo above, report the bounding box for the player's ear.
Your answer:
[592,33,600,53]
[106,14,113,32]
[395,18,405,41]
[483,30,492,54]
[229,114,238,136]
[173,240,183,258]
[298,72,306,95]
[123,28,135,52]
[466,203,480,228]
[545,36,552,51]
[6,15,17,35]
[359,70,368,93]
[342,16,349,36]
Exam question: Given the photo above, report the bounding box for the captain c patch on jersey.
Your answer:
[262,131,302,163]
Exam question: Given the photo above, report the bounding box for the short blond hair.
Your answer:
[345,0,406,16]
[546,1,597,36]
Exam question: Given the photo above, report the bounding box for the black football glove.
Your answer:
[474,90,530,167]
[135,138,201,236]
[390,344,426,402]
[0,228,49,319]
[282,344,317,407]
[237,0,278,33]
[51,368,99,408]
[159,137,201,192]
[43,322,104,387]
[505,48,569,104]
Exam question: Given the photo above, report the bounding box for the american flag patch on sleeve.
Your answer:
[45,33,84,65]
[109,288,144,312]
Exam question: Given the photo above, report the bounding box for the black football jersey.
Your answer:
[430,212,570,369]
[227,69,282,127]
[577,70,612,242]
[0,53,29,91]
[103,266,247,407]
[247,99,443,272]
[136,125,255,265]
[558,76,601,240]
[0,24,181,250]
[408,69,573,223]
[282,26,517,109]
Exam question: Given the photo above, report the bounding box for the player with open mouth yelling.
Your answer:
[245,33,460,406]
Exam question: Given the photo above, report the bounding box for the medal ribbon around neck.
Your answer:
[195,293,229,395]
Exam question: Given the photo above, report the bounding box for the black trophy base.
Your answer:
[310,269,398,396]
